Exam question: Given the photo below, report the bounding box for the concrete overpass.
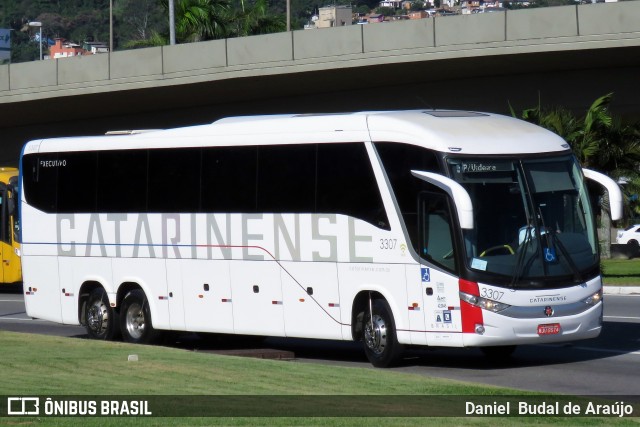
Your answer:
[0,1,639,164]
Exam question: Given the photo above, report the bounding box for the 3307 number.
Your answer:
[380,239,397,250]
[480,288,504,301]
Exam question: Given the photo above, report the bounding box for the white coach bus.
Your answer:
[19,110,622,367]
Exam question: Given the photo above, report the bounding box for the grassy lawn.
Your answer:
[1,331,637,426]
[602,258,640,286]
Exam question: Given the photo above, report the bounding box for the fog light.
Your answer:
[475,324,485,335]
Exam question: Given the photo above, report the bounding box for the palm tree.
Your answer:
[174,0,232,42]
[512,93,613,167]
[123,30,168,49]
[159,0,232,42]
[576,93,613,168]
[230,0,286,37]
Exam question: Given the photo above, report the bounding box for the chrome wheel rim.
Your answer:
[125,302,145,340]
[87,299,108,335]
[364,314,387,355]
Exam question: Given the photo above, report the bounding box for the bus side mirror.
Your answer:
[411,170,474,230]
[582,169,623,221]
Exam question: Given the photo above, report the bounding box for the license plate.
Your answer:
[537,323,560,335]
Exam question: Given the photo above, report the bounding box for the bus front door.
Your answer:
[418,191,463,347]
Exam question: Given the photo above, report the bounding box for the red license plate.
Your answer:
[537,323,560,335]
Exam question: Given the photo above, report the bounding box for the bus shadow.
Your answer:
[167,321,639,369]
[399,321,640,370]
[0,283,23,294]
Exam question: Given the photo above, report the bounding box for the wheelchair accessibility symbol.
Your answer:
[544,247,557,263]
[421,267,430,283]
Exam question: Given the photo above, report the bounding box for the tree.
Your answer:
[230,0,285,37]
[170,0,232,42]
[410,1,425,11]
[115,0,166,41]
[376,6,395,16]
[512,93,619,168]
[122,30,167,49]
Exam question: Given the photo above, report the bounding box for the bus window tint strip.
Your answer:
[21,143,390,230]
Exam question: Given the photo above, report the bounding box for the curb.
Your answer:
[603,286,640,295]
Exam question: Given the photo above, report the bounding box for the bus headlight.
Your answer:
[581,289,603,306]
[459,291,511,313]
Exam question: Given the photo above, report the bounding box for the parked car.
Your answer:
[616,224,640,247]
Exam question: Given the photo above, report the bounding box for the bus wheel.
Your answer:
[363,299,403,368]
[481,345,517,360]
[120,289,158,344]
[85,288,119,340]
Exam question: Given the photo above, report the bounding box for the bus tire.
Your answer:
[120,289,158,344]
[363,299,403,368]
[85,288,119,340]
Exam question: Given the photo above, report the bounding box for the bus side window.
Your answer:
[418,191,457,273]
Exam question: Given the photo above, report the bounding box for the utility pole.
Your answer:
[287,0,291,31]
[169,0,176,45]
[109,0,113,52]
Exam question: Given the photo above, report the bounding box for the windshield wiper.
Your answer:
[510,163,543,287]
[547,228,584,283]
[536,206,584,283]
[510,226,531,287]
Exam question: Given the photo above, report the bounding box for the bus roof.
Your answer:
[24,110,570,156]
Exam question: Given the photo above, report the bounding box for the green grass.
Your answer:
[0,331,494,396]
[1,331,639,426]
[602,258,640,286]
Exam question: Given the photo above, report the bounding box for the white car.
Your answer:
[616,224,640,247]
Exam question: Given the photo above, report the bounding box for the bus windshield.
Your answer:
[447,155,598,287]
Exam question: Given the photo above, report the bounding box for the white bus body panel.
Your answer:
[421,266,464,347]
[404,264,427,345]
[280,261,342,340]
[229,259,285,336]
[165,259,186,331]
[22,256,62,323]
[178,259,234,334]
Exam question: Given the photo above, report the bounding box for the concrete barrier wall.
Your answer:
[228,32,293,65]
[110,46,163,80]
[163,40,227,73]
[293,25,363,60]
[0,2,638,96]
[57,53,109,85]
[0,66,8,92]
[9,60,57,90]
[507,6,578,41]
[578,1,640,36]
[435,13,506,46]
[363,19,434,52]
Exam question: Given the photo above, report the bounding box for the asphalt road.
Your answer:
[1,286,639,398]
